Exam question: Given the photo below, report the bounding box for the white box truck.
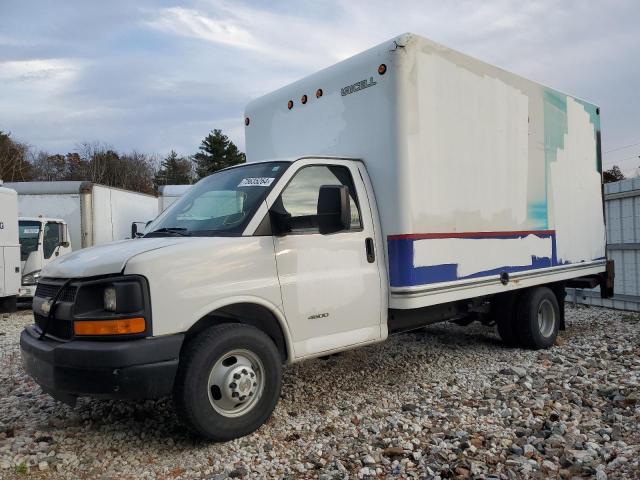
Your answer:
[20,34,613,441]
[5,181,158,296]
[0,185,20,313]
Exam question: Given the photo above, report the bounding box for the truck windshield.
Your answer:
[145,162,289,237]
[19,220,41,261]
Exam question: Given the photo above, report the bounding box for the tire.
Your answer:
[173,323,282,441]
[492,294,519,346]
[515,287,560,349]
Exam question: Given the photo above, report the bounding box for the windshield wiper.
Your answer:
[145,227,191,237]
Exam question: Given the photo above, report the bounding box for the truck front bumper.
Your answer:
[20,325,184,400]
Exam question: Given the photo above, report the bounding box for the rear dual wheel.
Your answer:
[496,287,560,349]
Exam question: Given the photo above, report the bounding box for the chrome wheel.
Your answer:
[207,349,264,418]
[537,298,556,338]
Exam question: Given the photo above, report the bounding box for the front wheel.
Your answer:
[173,323,282,441]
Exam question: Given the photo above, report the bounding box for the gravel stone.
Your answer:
[0,305,638,479]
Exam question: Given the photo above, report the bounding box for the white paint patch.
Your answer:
[549,98,606,263]
[413,235,552,277]
[408,51,530,230]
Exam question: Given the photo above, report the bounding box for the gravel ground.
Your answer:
[0,305,638,479]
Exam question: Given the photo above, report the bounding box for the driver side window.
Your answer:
[279,165,362,234]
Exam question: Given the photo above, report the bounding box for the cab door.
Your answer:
[269,161,383,358]
[42,222,69,265]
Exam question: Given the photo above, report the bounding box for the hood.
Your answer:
[41,237,188,278]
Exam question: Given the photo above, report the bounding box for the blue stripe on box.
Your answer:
[388,231,558,288]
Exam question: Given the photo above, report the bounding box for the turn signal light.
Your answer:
[74,317,146,336]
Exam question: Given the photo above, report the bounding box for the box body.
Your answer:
[5,182,159,249]
[245,33,606,302]
[0,187,21,299]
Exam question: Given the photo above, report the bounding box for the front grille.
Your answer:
[35,282,77,302]
[34,313,74,339]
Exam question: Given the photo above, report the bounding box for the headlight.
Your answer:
[22,270,41,286]
[75,279,144,315]
[103,286,117,311]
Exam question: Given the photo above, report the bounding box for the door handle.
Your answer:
[365,237,375,263]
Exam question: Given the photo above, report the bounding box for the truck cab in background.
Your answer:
[18,217,71,298]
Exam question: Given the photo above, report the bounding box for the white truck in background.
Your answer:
[17,217,72,297]
[157,184,192,212]
[0,185,20,313]
[5,181,158,297]
[21,33,613,441]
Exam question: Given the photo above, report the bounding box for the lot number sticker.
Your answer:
[238,177,275,187]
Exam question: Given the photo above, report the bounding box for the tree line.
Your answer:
[1,128,628,193]
[0,129,245,195]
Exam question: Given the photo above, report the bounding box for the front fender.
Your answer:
[123,236,289,349]
[186,295,295,362]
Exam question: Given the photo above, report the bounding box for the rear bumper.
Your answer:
[20,325,184,399]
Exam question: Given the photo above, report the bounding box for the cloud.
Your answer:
[0,58,79,85]
[145,7,260,51]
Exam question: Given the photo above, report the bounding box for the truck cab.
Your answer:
[18,217,71,297]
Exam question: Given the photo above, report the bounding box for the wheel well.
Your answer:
[185,303,289,362]
[489,282,566,330]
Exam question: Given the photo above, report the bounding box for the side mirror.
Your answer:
[317,185,351,234]
[58,225,70,248]
[131,221,147,238]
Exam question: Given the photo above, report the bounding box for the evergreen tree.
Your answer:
[192,129,245,179]
[0,131,32,181]
[603,165,625,183]
[154,150,193,187]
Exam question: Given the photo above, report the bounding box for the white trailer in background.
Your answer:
[0,185,20,312]
[157,184,192,212]
[5,181,158,296]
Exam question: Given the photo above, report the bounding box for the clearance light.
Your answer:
[378,63,387,75]
[244,117,250,126]
[287,100,294,110]
[301,94,308,104]
[316,88,323,98]
[74,317,146,336]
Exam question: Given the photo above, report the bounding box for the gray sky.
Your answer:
[1,0,638,172]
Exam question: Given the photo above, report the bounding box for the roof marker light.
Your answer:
[316,89,323,98]
[287,100,294,110]
[378,64,387,75]
[301,94,308,104]
[244,117,250,126]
